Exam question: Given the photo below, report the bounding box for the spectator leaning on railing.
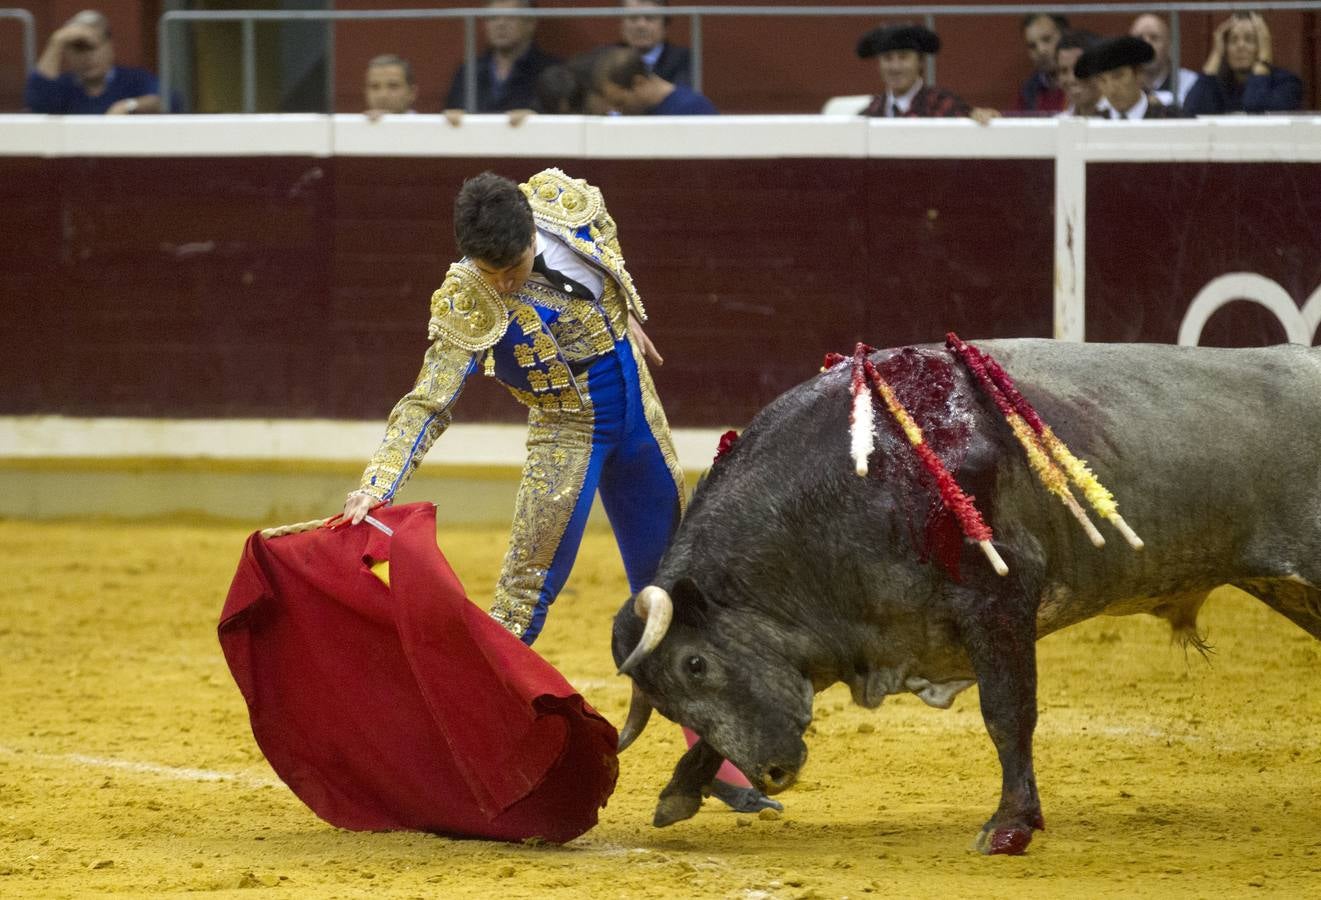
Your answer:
[25,9,161,115]
[1183,12,1303,115]
[364,54,418,121]
[1076,35,1184,120]
[592,45,716,115]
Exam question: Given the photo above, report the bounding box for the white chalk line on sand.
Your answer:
[0,745,283,790]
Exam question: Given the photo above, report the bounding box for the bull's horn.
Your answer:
[617,585,674,675]
[616,682,653,752]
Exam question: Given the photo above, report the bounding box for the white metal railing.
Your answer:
[1,8,36,86]
[156,3,1321,114]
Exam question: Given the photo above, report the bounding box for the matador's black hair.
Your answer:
[453,172,535,267]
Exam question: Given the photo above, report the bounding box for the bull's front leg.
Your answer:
[652,737,724,827]
[958,593,1043,855]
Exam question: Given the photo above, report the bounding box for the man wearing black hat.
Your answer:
[1075,35,1183,120]
[856,24,971,118]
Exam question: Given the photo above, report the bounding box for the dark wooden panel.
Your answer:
[1086,162,1321,346]
[0,155,1054,425]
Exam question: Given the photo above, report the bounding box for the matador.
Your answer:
[343,168,683,646]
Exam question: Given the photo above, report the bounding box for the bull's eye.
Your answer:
[686,655,706,677]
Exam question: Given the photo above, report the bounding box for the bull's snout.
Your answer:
[761,763,800,795]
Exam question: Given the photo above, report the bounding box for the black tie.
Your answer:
[532,254,595,300]
[891,102,902,118]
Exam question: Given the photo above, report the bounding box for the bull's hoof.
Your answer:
[707,781,784,814]
[652,793,702,827]
[975,822,1038,855]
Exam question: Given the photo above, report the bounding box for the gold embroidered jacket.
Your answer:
[358,169,645,501]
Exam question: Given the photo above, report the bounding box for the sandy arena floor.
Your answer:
[1,517,1318,899]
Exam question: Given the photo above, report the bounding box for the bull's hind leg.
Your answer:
[1233,578,1321,641]
[957,590,1044,855]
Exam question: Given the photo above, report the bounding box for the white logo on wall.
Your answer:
[1179,273,1321,347]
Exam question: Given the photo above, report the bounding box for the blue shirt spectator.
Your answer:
[1184,67,1303,115]
[648,83,717,115]
[26,66,159,115]
[26,10,163,115]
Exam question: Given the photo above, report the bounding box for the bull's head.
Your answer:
[611,580,813,796]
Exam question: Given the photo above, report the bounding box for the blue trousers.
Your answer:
[489,339,685,644]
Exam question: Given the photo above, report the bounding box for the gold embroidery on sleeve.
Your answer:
[358,339,477,500]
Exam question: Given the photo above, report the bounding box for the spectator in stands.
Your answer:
[1056,30,1103,117]
[25,9,161,115]
[1076,36,1183,119]
[619,0,691,86]
[534,50,611,115]
[1129,13,1198,108]
[443,0,558,123]
[856,25,971,118]
[364,54,418,121]
[534,65,583,114]
[1015,13,1070,113]
[1183,13,1303,115]
[592,46,716,115]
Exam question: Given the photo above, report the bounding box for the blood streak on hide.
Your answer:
[873,348,978,580]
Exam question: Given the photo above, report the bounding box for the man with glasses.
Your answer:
[26,9,162,115]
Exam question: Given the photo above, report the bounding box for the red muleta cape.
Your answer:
[218,502,618,844]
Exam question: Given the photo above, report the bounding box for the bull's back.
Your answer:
[975,340,1321,625]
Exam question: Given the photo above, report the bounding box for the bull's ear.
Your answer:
[671,577,710,628]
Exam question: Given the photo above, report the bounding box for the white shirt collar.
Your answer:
[641,43,664,70]
[1108,91,1149,120]
[534,228,605,300]
[884,78,924,116]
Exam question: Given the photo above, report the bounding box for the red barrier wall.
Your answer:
[5,150,1320,428]
[0,154,1054,427]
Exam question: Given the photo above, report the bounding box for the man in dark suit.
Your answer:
[620,0,691,86]
[1015,13,1070,113]
[1076,35,1184,119]
[444,0,559,118]
[857,25,971,118]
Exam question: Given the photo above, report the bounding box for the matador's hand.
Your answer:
[628,314,663,367]
[341,490,379,525]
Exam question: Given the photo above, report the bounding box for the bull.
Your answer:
[611,338,1321,854]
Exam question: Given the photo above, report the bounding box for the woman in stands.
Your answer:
[1183,12,1303,114]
